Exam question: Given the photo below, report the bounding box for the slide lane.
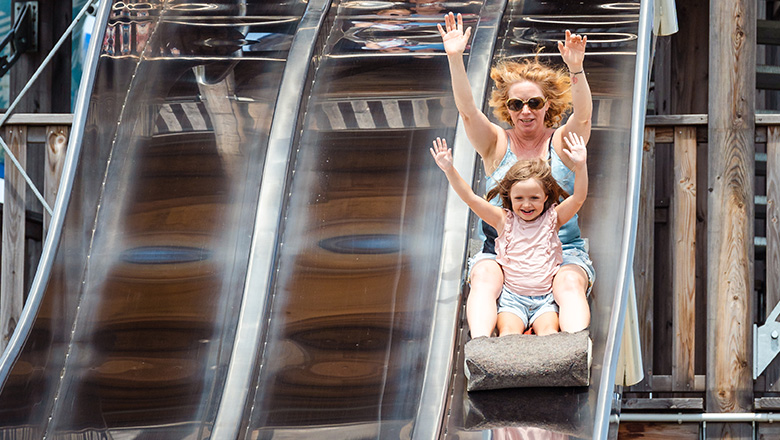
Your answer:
[0,0,649,439]
[0,1,309,437]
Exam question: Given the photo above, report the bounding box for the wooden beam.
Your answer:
[758,19,780,45]
[707,0,755,438]
[618,422,700,439]
[646,114,708,126]
[1,127,27,353]
[754,397,780,410]
[765,125,780,391]
[631,127,655,391]
[644,113,780,126]
[0,113,74,125]
[623,398,704,410]
[672,126,697,392]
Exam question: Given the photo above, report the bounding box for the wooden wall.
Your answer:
[0,114,71,352]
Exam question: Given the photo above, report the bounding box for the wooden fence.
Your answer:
[625,113,780,413]
[0,113,71,352]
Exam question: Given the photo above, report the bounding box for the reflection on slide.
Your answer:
[0,0,648,439]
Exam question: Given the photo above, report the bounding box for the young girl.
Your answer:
[430,132,588,336]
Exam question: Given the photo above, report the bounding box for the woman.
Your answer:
[438,12,594,337]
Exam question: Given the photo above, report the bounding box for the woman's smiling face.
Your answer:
[506,81,548,131]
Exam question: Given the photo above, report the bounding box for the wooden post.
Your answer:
[766,125,780,391]
[633,127,655,391]
[672,126,697,391]
[44,126,68,233]
[9,0,72,113]
[707,0,756,437]
[1,126,27,352]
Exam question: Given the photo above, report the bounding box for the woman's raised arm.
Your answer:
[438,12,501,159]
[556,30,593,146]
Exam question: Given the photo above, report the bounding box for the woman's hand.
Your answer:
[557,30,587,71]
[562,131,587,169]
[437,12,471,56]
[430,137,454,172]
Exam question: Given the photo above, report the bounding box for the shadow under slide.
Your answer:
[0,0,648,439]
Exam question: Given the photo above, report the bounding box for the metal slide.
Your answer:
[0,0,649,439]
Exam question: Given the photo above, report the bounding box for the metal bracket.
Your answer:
[753,300,780,379]
[0,1,38,77]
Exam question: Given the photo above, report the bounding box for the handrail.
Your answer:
[0,0,100,216]
[592,0,655,437]
[0,0,110,389]
[209,0,330,436]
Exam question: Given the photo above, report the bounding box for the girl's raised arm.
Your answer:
[555,132,588,227]
[430,137,504,230]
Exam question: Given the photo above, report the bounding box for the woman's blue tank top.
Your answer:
[478,132,586,253]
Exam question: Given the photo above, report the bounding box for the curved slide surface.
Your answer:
[0,0,648,439]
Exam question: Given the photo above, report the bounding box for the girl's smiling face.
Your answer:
[509,178,548,221]
[506,81,548,130]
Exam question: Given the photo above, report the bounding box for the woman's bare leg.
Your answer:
[552,265,590,332]
[467,259,504,338]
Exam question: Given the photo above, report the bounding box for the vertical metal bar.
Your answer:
[411,0,506,437]
[210,0,330,436]
[592,0,655,437]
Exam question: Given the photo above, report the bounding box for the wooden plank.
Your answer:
[1,126,27,353]
[631,128,655,391]
[622,398,704,410]
[44,126,69,232]
[754,397,780,410]
[672,126,697,392]
[765,125,780,391]
[654,143,674,378]
[0,113,74,125]
[758,19,780,45]
[653,126,675,143]
[652,374,707,392]
[644,113,778,126]
[618,422,700,439]
[759,423,780,440]
[757,65,780,90]
[757,114,780,125]
[707,1,755,438]
[646,114,708,126]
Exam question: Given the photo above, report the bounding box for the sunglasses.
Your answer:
[506,96,547,112]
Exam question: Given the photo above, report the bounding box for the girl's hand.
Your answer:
[437,12,471,56]
[562,131,587,169]
[430,137,454,171]
[557,30,587,71]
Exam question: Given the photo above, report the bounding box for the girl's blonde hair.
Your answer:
[486,158,569,213]
[489,56,572,128]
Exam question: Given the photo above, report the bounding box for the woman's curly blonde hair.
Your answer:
[489,56,572,128]
[486,158,569,213]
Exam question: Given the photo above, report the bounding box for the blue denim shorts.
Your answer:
[497,287,559,328]
[468,247,595,295]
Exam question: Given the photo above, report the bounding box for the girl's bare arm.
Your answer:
[555,132,588,227]
[430,137,505,230]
